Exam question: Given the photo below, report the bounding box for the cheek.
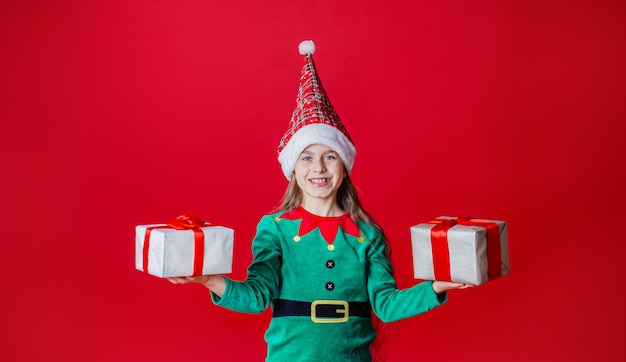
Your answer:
[334,164,347,178]
[293,164,304,176]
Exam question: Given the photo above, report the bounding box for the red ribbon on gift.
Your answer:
[428,217,503,282]
[142,212,210,276]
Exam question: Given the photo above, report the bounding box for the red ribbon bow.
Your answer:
[428,217,503,282]
[142,212,210,276]
[166,212,210,229]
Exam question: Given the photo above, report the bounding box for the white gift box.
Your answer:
[136,224,234,278]
[410,216,509,285]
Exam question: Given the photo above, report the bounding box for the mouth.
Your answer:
[308,178,331,187]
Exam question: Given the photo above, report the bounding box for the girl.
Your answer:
[168,40,470,361]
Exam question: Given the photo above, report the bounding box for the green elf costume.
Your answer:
[211,41,446,361]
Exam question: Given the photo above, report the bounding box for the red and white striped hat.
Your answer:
[277,40,356,180]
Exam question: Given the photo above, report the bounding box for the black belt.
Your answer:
[273,299,371,323]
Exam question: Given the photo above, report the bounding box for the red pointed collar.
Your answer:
[280,207,360,244]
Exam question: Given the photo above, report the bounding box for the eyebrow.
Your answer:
[300,150,338,156]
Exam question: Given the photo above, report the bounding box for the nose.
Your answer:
[313,158,326,172]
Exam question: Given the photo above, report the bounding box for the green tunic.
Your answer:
[212,208,446,361]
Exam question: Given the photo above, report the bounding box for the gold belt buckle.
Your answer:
[311,300,349,323]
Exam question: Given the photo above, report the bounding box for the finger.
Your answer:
[167,277,186,284]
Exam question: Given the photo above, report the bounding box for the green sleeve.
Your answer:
[367,233,447,323]
[211,215,282,314]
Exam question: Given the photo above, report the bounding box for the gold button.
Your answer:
[293,235,301,242]
[358,236,365,243]
[327,244,335,251]
[274,217,280,222]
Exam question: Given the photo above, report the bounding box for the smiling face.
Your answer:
[293,144,346,209]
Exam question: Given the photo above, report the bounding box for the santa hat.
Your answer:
[277,40,356,180]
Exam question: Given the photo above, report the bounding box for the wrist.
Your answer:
[202,275,219,289]
[432,281,443,294]
[204,275,227,298]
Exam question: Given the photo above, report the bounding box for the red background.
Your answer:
[2,1,625,361]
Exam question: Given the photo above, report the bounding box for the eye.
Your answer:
[324,154,337,161]
[301,156,312,161]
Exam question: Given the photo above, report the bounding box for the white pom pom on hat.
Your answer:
[277,40,356,180]
[298,40,316,55]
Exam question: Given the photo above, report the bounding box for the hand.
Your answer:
[432,281,475,294]
[167,275,214,286]
[167,275,226,297]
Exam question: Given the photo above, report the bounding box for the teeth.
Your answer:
[310,178,328,184]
